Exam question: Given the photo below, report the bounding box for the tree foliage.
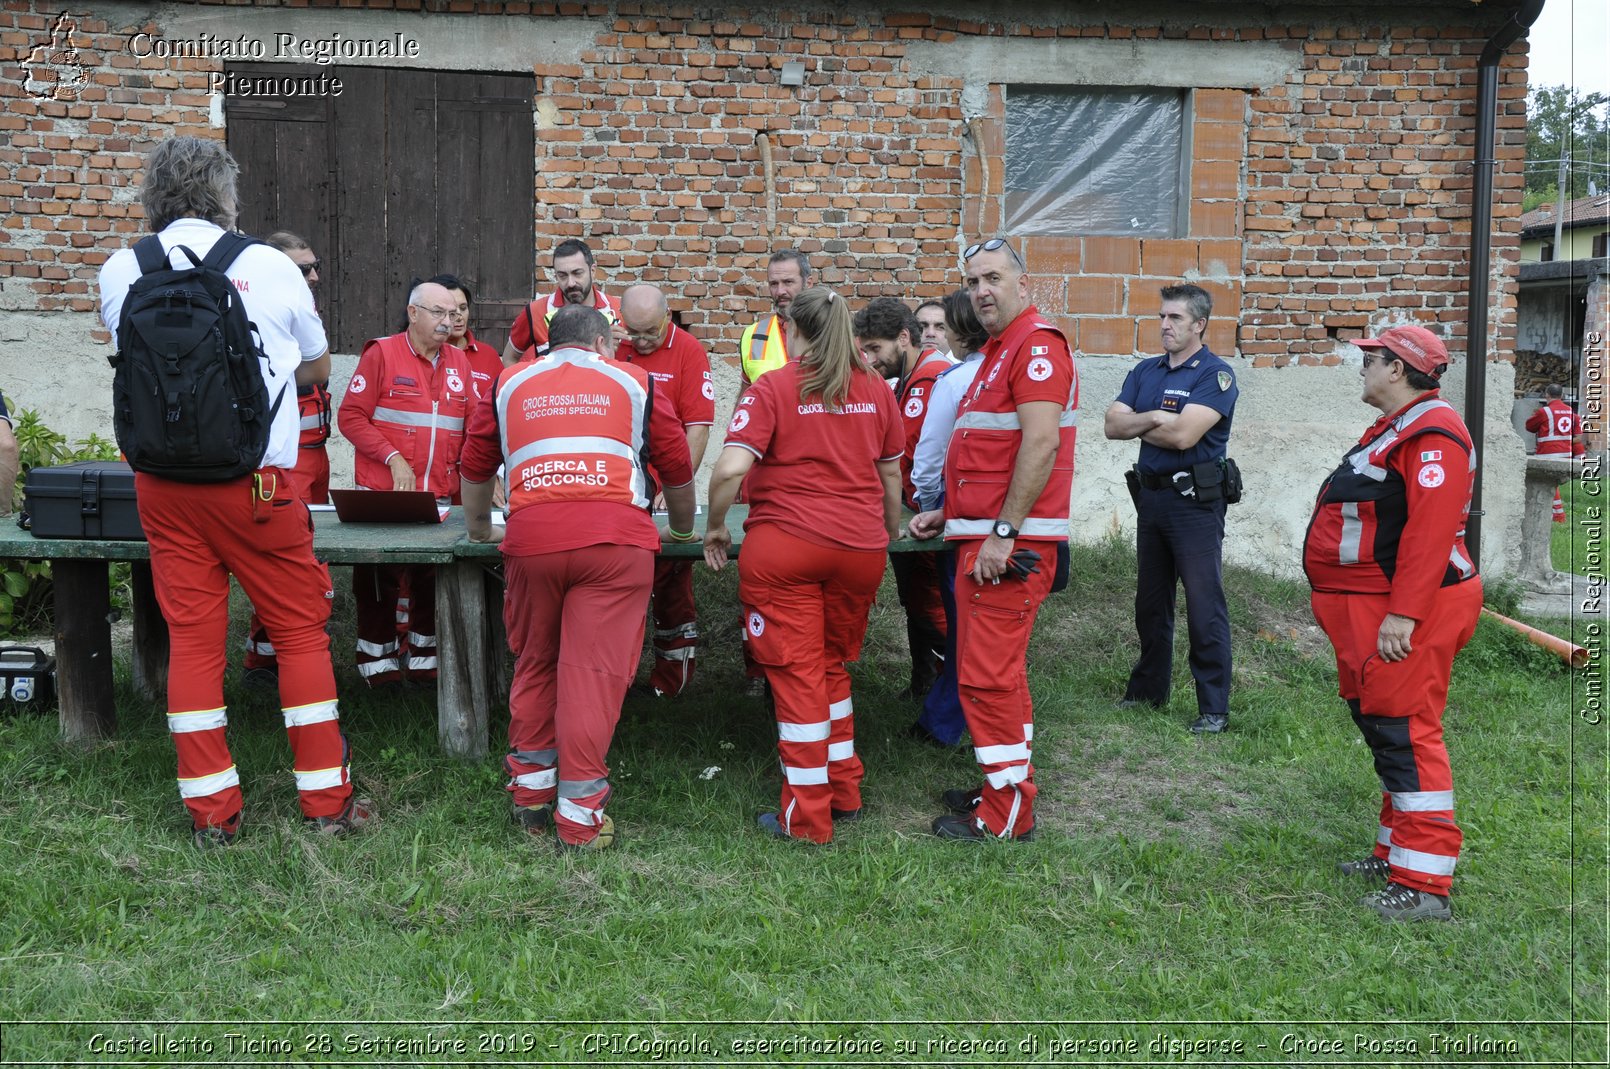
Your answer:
[1525,84,1610,208]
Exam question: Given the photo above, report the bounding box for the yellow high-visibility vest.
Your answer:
[739,314,789,383]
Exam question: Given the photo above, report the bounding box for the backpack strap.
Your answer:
[132,235,169,276]
[200,231,260,274]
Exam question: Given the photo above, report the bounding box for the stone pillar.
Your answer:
[1519,455,1580,593]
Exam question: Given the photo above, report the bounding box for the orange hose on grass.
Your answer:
[1480,608,1589,670]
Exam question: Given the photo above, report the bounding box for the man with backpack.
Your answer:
[98,137,373,847]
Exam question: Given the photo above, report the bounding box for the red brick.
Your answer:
[1081,236,1141,275]
[1078,316,1140,355]
[1065,276,1123,315]
[1140,239,1199,278]
[1022,235,1080,274]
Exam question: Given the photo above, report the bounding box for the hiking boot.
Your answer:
[941,786,983,813]
[930,812,1034,842]
[241,666,279,691]
[757,812,789,838]
[1363,882,1451,922]
[831,807,861,823]
[306,796,375,838]
[904,721,955,748]
[512,803,554,836]
[1118,696,1162,710]
[1338,854,1391,880]
[557,814,616,852]
[193,813,241,849]
[1189,714,1229,734]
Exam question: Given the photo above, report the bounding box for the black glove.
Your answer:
[1005,548,1042,581]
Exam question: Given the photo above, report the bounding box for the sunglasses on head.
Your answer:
[298,259,323,277]
[962,238,1025,270]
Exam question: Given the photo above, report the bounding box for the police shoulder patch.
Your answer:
[1216,370,1232,392]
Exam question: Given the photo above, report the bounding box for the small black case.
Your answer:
[0,646,56,710]
[23,460,146,540]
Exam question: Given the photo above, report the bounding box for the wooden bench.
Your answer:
[1,504,935,759]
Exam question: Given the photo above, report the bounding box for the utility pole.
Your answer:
[1554,152,1568,257]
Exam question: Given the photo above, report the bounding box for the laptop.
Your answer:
[328,489,445,524]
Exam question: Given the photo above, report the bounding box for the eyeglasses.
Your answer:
[297,259,322,277]
[962,238,1025,271]
[1361,351,1396,369]
[414,305,455,320]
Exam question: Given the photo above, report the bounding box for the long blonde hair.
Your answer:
[789,286,867,410]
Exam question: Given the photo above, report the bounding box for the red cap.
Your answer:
[1355,325,1451,378]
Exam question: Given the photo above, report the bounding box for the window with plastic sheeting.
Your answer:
[1004,87,1189,238]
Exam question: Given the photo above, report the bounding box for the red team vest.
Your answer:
[297,383,331,449]
[513,290,619,359]
[1304,396,1478,595]
[344,334,472,497]
[495,347,655,514]
[895,348,952,508]
[943,310,1078,541]
[1527,398,1582,456]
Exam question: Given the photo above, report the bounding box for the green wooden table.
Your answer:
[2,504,935,759]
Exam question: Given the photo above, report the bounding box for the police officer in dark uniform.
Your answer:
[1103,283,1240,733]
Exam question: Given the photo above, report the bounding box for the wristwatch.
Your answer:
[993,520,1018,540]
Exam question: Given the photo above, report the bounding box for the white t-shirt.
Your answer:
[98,218,328,470]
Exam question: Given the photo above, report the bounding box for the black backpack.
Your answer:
[110,232,285,482]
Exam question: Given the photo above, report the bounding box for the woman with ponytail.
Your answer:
[704,286,904,843]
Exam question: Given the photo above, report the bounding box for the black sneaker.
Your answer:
[830,807,862,822]
[930,812,1034,842]
[941,786,983,813]
[1362,882,1451,922]
[306,796,375,837]
[512,803,554,836]
[241,666,279,690]
[1189,714,1229,734]
[193,812,241,849]
[1337,854,1391,880]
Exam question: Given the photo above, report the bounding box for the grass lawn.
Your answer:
[0,538,1601,1065]
[1553,479,1600,578]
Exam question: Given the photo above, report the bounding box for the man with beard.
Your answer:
[853,296,952,700]
[738,248,811,390]
[503,238,622,363]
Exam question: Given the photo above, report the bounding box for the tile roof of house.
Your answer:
[1520,194,1610,235]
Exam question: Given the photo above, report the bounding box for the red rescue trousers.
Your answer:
[136,471,352,832]
[352,565,437,683]
[502,543,654,846]
[245,446,329,671]
[953,538,1055,839]
[649,558,698,697]
[1311,579,1482,895]
[739,526,885,843]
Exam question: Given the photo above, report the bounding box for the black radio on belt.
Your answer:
[1130,459,1243,506]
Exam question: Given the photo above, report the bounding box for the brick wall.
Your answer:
[0,0,1529,371]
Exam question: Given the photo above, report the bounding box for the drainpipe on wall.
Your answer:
[1464,0,1544,569]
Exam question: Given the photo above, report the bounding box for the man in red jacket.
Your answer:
[855,296,953,699]
[1526,383,1584,524]
[615,283,715,696]
[337,280,473,684]
[1305,324,1480,922]
[910,237,1078,842]
[462,304,697,850]
[502,238,623,363]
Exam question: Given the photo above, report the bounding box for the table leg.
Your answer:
[436,558,491,759]
[52,559,116,742]
[130,561,168,700]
